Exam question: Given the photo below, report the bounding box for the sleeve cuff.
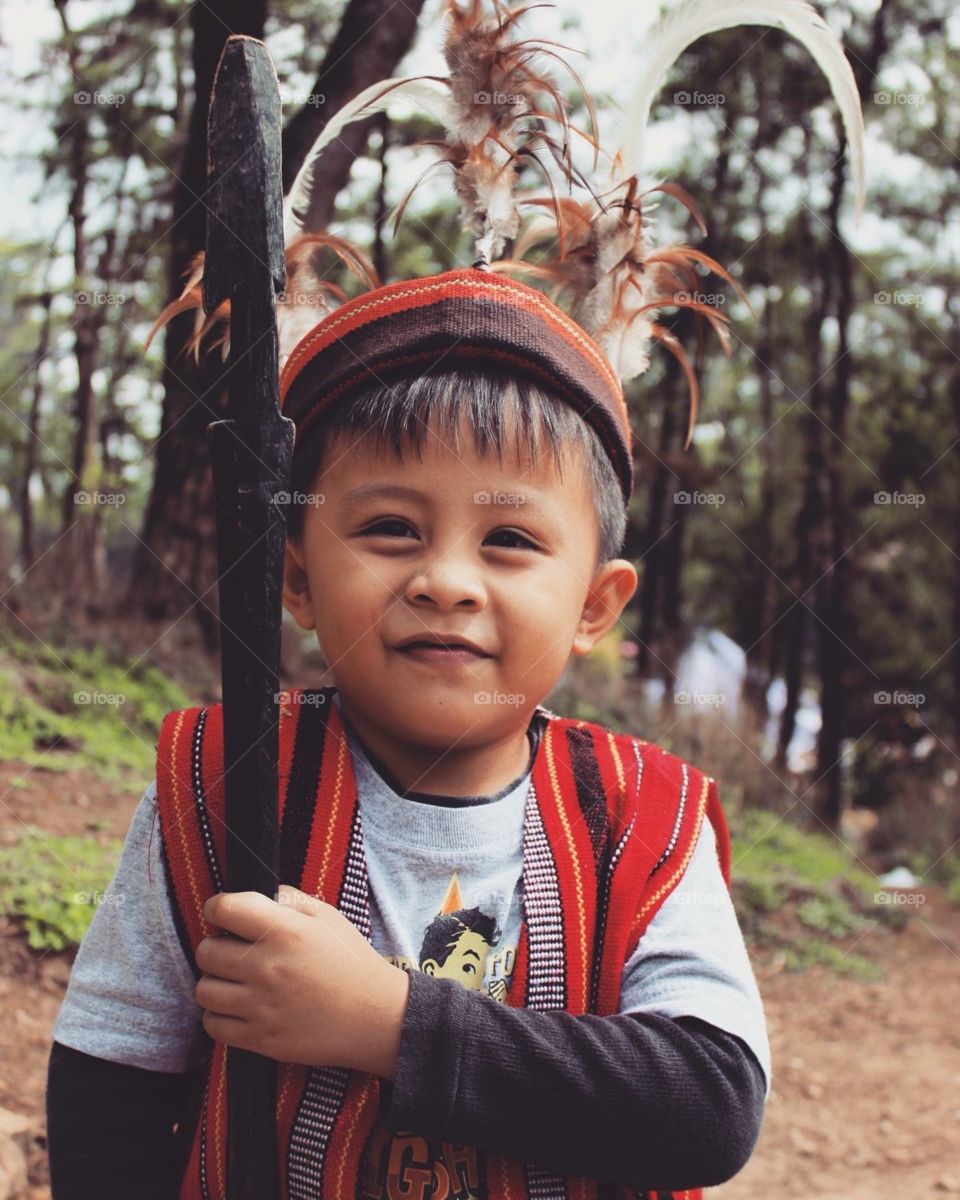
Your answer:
[377,970,471,1136]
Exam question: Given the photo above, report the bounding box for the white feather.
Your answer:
[282,76,455,242]
[617,0,866,222]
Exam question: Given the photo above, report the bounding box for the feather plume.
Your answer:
[492,177,751,446]
[282,0,599,263]
[618,0,866,221]
[143,234,381,371]
[282,77,456,243]
[493,0,865,448]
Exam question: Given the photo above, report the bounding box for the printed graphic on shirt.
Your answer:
[362,871,518,1199]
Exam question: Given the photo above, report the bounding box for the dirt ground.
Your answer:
[1,760,959,1199]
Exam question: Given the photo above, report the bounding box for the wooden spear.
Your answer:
[202,34,293,1200]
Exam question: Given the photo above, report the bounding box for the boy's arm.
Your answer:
[47,783,209,1194]
[46,1040,203,1199]
[376,814,769,1192]
[51,782,207,1071]
[377,973,765,1191]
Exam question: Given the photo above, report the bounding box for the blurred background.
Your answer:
[0,0,958,1196]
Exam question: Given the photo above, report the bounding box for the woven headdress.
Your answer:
[148,0,866,505]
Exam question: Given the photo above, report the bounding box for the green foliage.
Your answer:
[795,894,869,937]
[731,808,877,894]
[781,941,881,981]
[943,857,960,908]
[729,806,903,974]
[0,630,190,781]
[0,825,122,951]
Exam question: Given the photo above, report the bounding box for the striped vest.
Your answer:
[155,686,731,1200]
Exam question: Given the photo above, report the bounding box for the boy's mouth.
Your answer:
[394,636,493,663]
[397,644,489,664]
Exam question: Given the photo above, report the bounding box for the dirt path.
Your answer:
[714,885,960,1199]
[2,763,958,1198]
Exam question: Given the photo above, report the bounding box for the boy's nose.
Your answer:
[403,554,486,609]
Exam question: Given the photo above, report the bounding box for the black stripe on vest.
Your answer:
[279,691,330,887]
[564,725,611,869]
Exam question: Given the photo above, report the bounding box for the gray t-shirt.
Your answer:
[53,696,771,1098]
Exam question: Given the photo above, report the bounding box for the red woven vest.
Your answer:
[155,686,731,1200]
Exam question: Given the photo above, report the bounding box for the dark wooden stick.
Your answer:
[203,34,293,1200]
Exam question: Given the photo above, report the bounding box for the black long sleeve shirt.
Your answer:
[47,967,766,1198]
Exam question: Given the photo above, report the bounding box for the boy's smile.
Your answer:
[282,408,637,798]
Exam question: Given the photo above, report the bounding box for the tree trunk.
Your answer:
[633,352,681,675]
[951,357,960,745]
[279,0,428,227]
[127,0,266,637]
[813,146,852,828]
[813,1,890,828]
[55,0,105,601]
[775,157,830,775]
[19,290,54,569]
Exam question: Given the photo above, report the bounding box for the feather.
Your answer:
[493,0,866,446]
[617,0,865,221]
[282,76,455,242]
[143,234,381,372]
[282,0,598,263]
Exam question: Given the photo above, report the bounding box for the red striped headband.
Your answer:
[278,265,634,505]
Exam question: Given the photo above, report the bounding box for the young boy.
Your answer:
[46,266,770,1200]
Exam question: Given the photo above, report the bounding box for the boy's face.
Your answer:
[282,409,637,749]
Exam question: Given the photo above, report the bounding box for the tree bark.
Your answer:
[19,289,54,569]
[813,0,890,828]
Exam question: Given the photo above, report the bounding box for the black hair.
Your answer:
[419,906,501,970]
[286,367,628,569]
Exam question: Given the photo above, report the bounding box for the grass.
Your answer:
[0,825,124,951]
[0,630,190,783]
[729,806,907,975]
[0,630,190,949]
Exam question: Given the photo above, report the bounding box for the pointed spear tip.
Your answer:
[203,35,286,314]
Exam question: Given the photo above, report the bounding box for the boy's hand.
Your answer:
[195,885,410,1077]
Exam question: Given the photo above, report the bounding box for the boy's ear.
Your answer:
[571,559,638,656]
[282,538,317,631]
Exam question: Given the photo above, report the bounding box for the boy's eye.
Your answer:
[358,521,536,550]
[487,529,537,550]
[360,519,415,538]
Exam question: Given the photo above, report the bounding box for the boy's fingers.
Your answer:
[203,890,281,940]
[276,883,325,917]
[196,934,248,981]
